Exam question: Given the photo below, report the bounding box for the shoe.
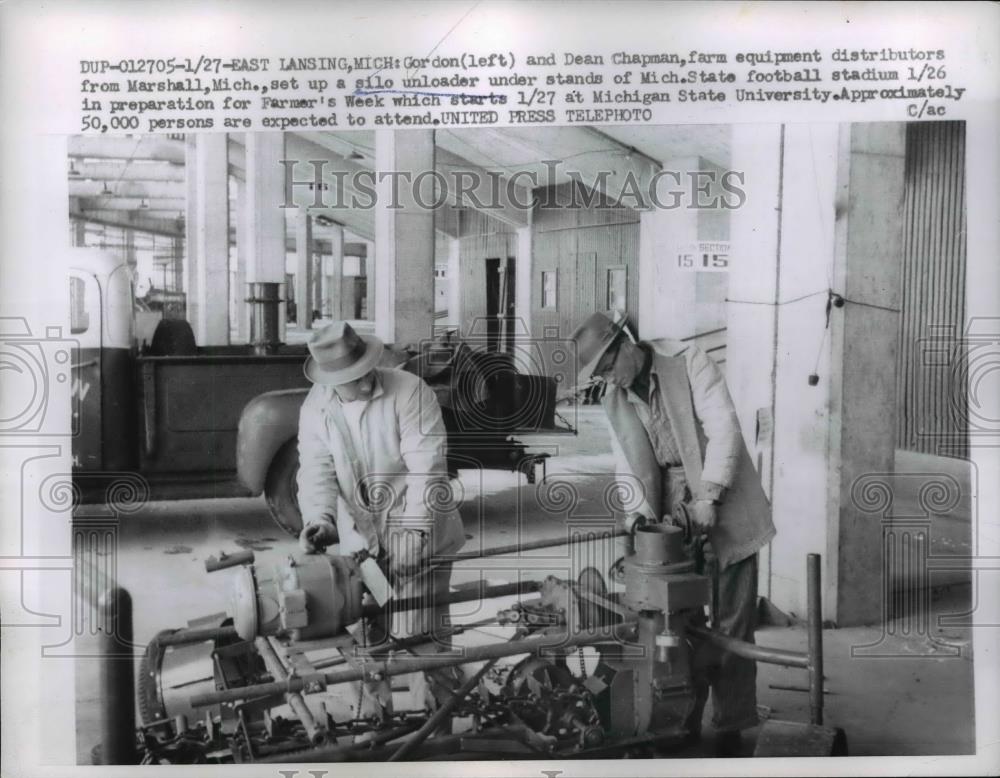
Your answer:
[714,729,743,758]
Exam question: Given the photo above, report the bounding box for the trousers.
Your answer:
[661,465,760,734]
[350,558,456,718]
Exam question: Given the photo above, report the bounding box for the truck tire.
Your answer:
[264,439,322,540]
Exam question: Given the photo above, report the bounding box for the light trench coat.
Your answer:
[603,339,775,570]
[296,367,466,559]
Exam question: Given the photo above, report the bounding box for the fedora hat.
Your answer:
[304,321,384,385]
[570,311,628,386]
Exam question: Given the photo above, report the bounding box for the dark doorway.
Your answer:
[485,256,516,353]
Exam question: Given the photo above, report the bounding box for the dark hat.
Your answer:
[570,312,628,386]
[304,321,384,385]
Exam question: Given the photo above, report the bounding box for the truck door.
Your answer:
[70,271,102,469]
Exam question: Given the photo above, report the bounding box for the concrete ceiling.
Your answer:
[68,124,732,245]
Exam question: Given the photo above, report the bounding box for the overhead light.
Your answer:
[68,161,81,178]
[100,182,113,196]
[139,198,150,210]
[346,150,364,161]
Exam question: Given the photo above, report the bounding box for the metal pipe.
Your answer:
[97,587,137,765]
[204,549,255,573]
[160,581,540,649]
[438,530,627,563]
[191,620,638,708]
[688,625,809,668]
[807,552,824,726]
[157,625,237,647]
[261,721,422,763]
[360,578,543,619]
[247,281,282,355]
[255,637,326,746]
[388,658,499,761]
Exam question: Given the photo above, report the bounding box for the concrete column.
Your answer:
[446,236,462,331]
[726,125,784,602]
[515,222,533,338]
[638,156,701,340]
[184,137,199,327]
[364,239,375,321]
[311,252,323,318]
[73,219,86,247]
[373,129,435,344]
[233,182,249,342]
[184,134,230,345]
[294,209,313,330]
[329,224,344,319]
[732,124,905,625]
[825,124,906,625]
[243,132,287,341]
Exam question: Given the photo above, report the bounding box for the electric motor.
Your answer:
[230,553,364,641]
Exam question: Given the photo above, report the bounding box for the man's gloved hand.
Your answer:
[689,499,718,532]
[299,519,338,554]
[387,529,430,580]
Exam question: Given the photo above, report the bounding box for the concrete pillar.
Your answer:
[243,133,287,341]
[184,134,230,345]
[364,239,375,321]
[515,222,533,338]
[825,124,905,625]
[446,236,462,331]
[294,210,313,330]
[329,224,344,320]
[373,129,435,345]
[233,182,249,342]
[73,219,87,247]
[638,156,701,340]
[728,124,905,626]
[311,251,322,318]
[725,125,783,602]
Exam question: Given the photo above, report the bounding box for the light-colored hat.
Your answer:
[304,321,384,385]
[570,311,628,386]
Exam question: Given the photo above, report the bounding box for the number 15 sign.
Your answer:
[675,241,730,273]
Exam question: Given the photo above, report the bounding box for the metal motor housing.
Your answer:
[230,554,364,641]
[622,524,710,613]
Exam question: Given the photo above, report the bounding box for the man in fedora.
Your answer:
[571,311,775,757]
[296,321,466,712]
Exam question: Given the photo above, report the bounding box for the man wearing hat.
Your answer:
[571,311,775,757]
[296,321,466,711]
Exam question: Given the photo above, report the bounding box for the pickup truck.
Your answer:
[70,249,568,535]
[70,248,313,504]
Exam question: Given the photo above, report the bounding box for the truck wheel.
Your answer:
[264,440,316,539]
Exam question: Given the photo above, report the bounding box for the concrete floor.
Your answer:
[73,407,975,762]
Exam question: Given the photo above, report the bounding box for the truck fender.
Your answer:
[236,388,309,494]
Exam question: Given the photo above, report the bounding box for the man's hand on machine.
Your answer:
[689,500,718,531]
[623,511,650,534]
[299,518,338,554]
